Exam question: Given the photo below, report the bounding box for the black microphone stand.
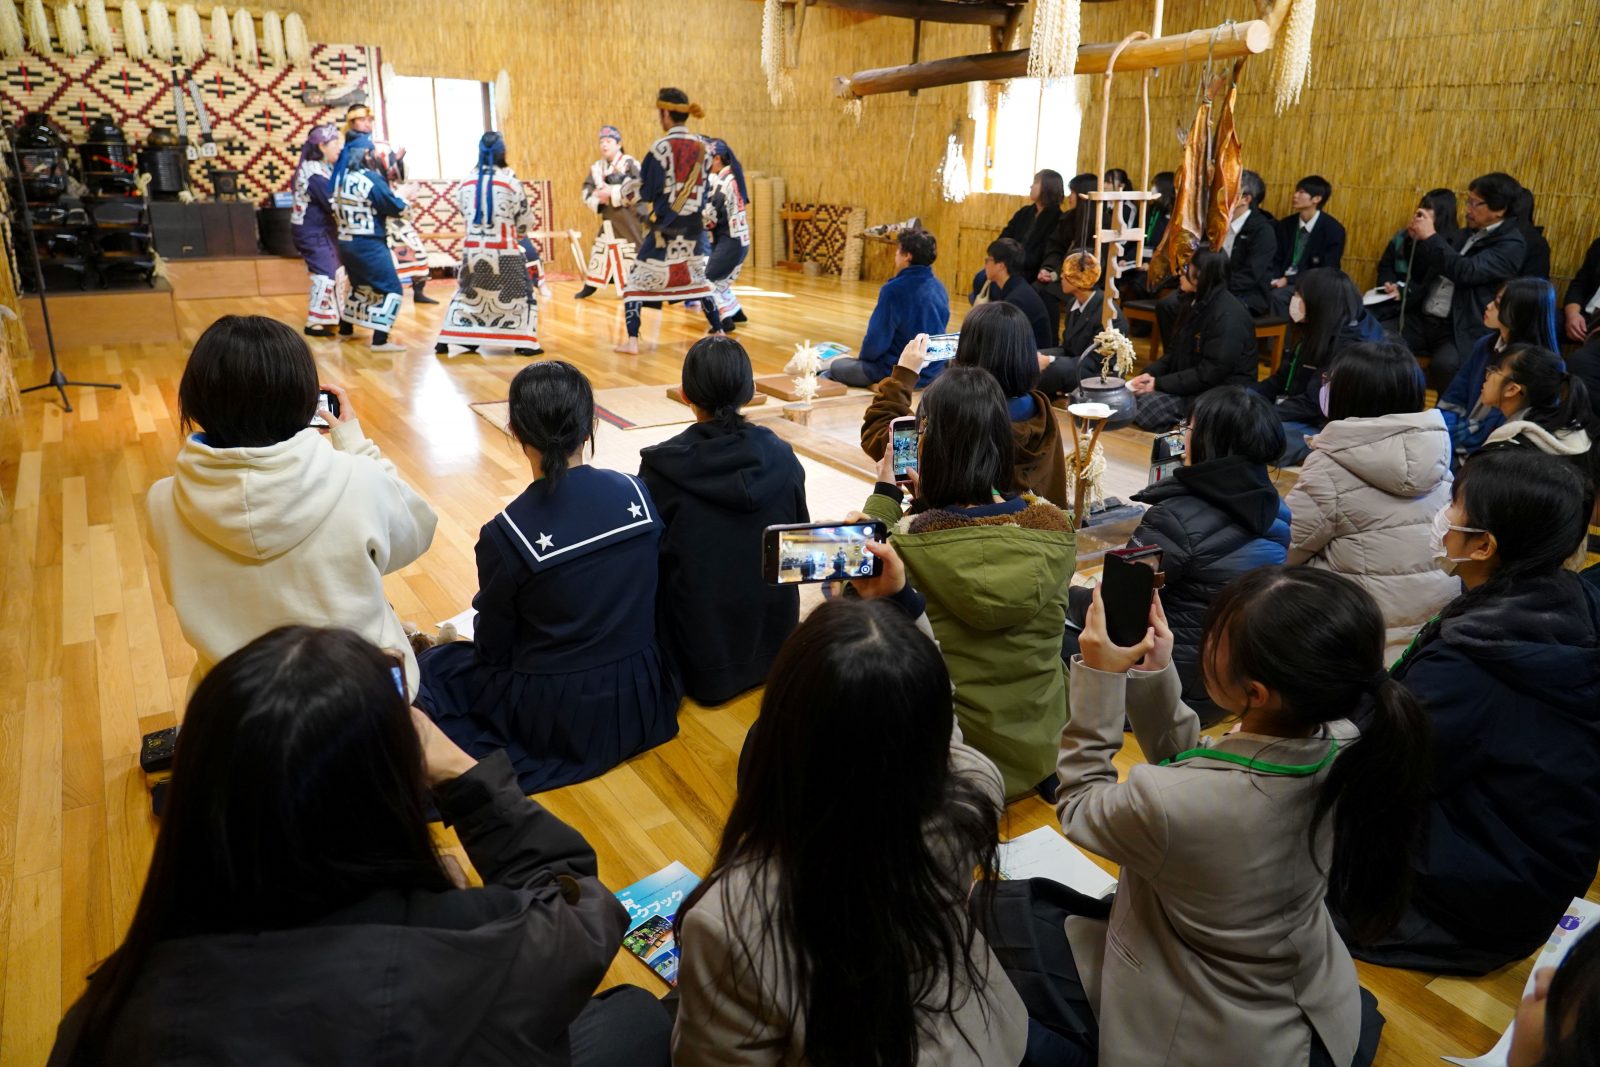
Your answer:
[12,140,121,413]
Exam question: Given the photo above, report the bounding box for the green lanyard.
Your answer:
[1390,615,1439,672]
[1159,739,1339,776]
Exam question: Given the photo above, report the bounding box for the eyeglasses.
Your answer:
[1465,196,1487,210]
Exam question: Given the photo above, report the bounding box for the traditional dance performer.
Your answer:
[435,133,542,356]
[343,105,434,305]
[702,139,750,331]
[576,125,645,299]
[290,124,342,338]
[614,88,720,355]
[330,132,408,351]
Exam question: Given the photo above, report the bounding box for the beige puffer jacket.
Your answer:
[1285,410,1460,663]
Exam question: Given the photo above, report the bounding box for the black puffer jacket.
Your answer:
[1147,289,1258,397]
[1129,457,1290,715]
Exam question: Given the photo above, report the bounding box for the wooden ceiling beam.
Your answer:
[813,0,1023,28]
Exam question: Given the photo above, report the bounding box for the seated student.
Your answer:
[639,337,808,706]
[48,627,669,1067]
[971,236,1055,349]
[1268,175,1347,315]
[416,361,682,793]
[673,597,1029,1066]
[1505,915,1600,1067]
[1285,341,1458,663]
[1404,171,1527,391]
[1374,188,1459,324]
[1477,345,1600,521]
[824,228,949,388]
[1050,568,1426,1067]
[1342,448,1600,975]
[1437,276,1559,459]
[970,168,1064,299]
[1253,267,1387,464]
[146,314,437,698]
[1156,170,1275,345]
[1127,249,1258,431]
[861,365,1076,799]
[1037,249,1132,399]
[1035,172,1101,327]
[1510,183,1551,279]
[861,301,1068,507]
[1560,232,1600,419]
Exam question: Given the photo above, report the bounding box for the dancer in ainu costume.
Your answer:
[290,124,343,338]
[343,104,435,305]
[435,133,542,357]
[575,125,646,300]
[703,139,750,332]
[614,87,721,355]
[331,131,408,351]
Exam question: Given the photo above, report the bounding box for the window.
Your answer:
[379,75,498,180]
[969,77,1084,196]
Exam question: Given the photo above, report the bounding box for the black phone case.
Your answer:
[1101,553,1156,648]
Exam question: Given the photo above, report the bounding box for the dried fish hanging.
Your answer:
[87,0,115,56]
[1205,65,1245,250]
[260,8,283,65]
[147,0,174,61]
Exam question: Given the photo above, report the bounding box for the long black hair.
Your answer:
[955,301,1039,399]
[1186,249,1230,301]
[1419,188,1459,236]
[1150,170,1176,216]
[1536,926,1600,1067]
[912,365,1013,510]
[680,598,1001,1065]
[1292,267,1364,371]
[1186,386,1285,466]
[1488,344,1599,444]
[681,334,754,431]
[64,627,452,1065]
[1325,341,1426,421]
[1202,567,1432,944]
[179,315,319,448]
[1034,168,1064,212]
[507,360,596,488]
[1496,276,1560,350]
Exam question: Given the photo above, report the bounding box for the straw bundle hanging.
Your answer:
[495,69,511,124]
[1026,0,1080,83]
[26,0,53,55]
[174,2,202,64]
[760,0,792,105]
[147,0,173,60]
[87,0,114,56]
[232,7,255,65]
[1270,0,1315,113]
[282,10,308,66]
[260,7,282,64]
[55,1,85,56]
[0,0,25,57]
[120,0,147,58]
[208,5,231,67]
[939,133,969,203]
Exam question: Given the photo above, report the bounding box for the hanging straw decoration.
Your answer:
[0,0,25,58]
[87,0,114,55]
[26,0,54,55]
[260,8,282,65]
[208,4,231,67]
[282,10,308,66]
[495,68,512,124]
[147,0,173,60]
[1026,0,1081,82]
[939,132,969,203]
[232,7,255,66]
[55,1,85,56]
[174,2,201,64]
[1270,0,1315,113]
[120,0,147,58]
[759,0,792,105]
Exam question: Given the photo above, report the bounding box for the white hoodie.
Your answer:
[146,420,438,697]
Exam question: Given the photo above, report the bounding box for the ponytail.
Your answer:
[506,361,595,489]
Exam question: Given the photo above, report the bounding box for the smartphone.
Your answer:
[888,415,919,484]
[309,388,340,429]
[924,332,960,362]
[762,520,887,585]
[1100,545,1163,648]
[1148,429,1185,485]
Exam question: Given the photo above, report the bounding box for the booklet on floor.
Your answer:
[998,826,1118,899]
[616,861,702,987]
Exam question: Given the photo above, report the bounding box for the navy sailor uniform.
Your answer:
[416,466,683,794]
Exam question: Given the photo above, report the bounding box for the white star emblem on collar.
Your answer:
[627,502,643,519]
[536,532,554,550]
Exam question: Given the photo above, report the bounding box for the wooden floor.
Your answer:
[0,266,1590,1064]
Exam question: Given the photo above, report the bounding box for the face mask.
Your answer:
[1318,380,1331,417]
[1428,506,1488,575]
[1289,295,1306,323]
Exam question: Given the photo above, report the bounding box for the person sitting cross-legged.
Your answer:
[823,228,950,389]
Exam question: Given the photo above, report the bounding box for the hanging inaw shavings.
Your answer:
[760,0,792,105]
[209,5,232,67]
[495,69,512,123]
[26,0,54,55]
[174,3,202,65]
[147,0,174,61]
[233,7,256,66]
[55,1,85,56]
[120,0,148,59]
[1271,0,1315,113]
[939,133,969,204]
[260,8,282,65]
[1026,0,1080,83]
[282,10,308,67]
[87,0,115,56]
[0,0,25,58]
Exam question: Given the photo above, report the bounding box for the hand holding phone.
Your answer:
[311,385,349,429]
[924,332,960,362]
[888,415,919,485]
[1082,545,1165,673]
[763,520,887,585]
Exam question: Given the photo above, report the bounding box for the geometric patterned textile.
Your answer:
[405,178,554,264]
[787,202,856,275]
[0,41,374,202]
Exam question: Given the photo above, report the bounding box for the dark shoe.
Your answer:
[729,310,748,324]
[574,285,597,300]
[338,321,353,336]
[434,342,449,354]
[413,291,439,305]
[1035,773,1060,805]
[304,325,334,338]
[464,345,479,353]
[514,346,543,356]
[709,323,732,335]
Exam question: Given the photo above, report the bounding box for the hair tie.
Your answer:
[655,97,704,118]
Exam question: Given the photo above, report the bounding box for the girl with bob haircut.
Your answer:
[416,360,682,793]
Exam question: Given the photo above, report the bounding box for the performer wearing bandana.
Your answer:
[435,133,543,357]
[614,88,721,355]
[290,124,343,338]
[330,131,408,351]
[702,138,750,331]
[343,104,436,305]
[576,125,646,300]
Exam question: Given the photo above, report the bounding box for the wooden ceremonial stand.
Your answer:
[1065,402,1113,527]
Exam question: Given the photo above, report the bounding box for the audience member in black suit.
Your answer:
[1037,250,1131,398]
[974,238,1054,350]
[970,169,1063,301]
[1034,172,1100,329]
[1509,184,1551,280]
[1403,171,1526,391]
[1156,170,1276,347]
[1130,250,1258,431]
[1120,170,1175,305]
[1268,176,1347,315]
[1374,188,1458,325]
[1561,234,1600,419]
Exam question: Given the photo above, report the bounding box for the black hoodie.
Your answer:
[639,420,808,705]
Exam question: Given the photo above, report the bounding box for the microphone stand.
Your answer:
[12,140,121,413]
